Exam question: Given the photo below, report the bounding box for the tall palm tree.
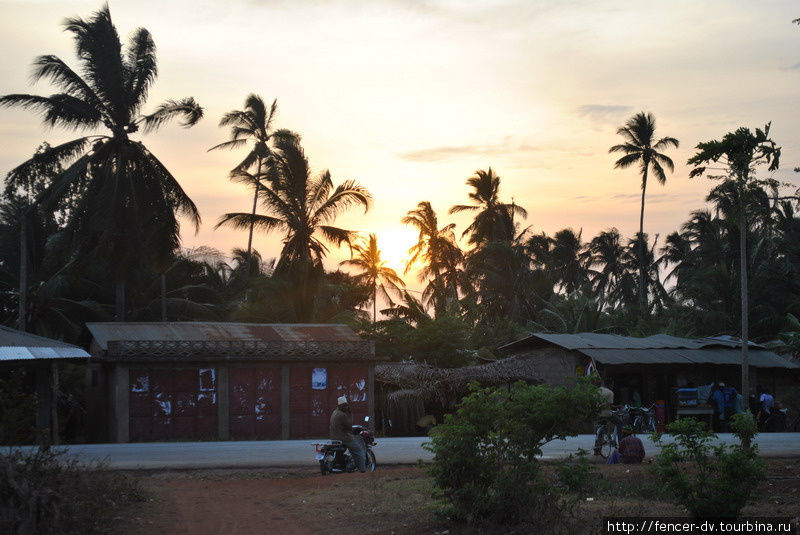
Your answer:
[0,5,203,321]
[216,137,371,319]
[340,234,404,322]
[688,124,781,410]
[208,95,298,273]
[609,112,678,314]
[402,201,463,315]
[449,168,527,245]
[216,136,371,270]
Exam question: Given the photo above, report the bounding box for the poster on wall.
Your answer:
[312,367,327,390]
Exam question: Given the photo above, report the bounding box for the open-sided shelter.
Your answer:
[86,322,379,442]
[0,325,89,444]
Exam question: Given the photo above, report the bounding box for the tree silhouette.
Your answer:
[610,112,678,316]
[0,5,203,321]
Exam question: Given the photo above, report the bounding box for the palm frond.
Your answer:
[448,204,479,214]
[5,137,94,193]
[30,55,107,117]
[216,212,285,232]
[124,27,157,111]
[139,97,203,133]
[317,225,357,247]
[0,93,102,129]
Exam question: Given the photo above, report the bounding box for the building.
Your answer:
[86,322,380,442]
[500,332,799,420]
[0,325,90,444]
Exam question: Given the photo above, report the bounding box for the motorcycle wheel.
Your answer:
[366,450,377,472]
[320,454,332,476]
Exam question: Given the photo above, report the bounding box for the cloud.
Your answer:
[575,104,633,122]
[397,137,593,163]
[398,137,540,162]
[784,62,800,71]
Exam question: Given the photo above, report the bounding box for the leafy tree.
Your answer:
[0,5,203,321]
[610,112,678,315]
[688,123,780,408]
[340,233,404,322]
[424,381,601,526]
[209,95,298,275]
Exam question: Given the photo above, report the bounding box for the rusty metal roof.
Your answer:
[87,322,362,350]
[0,325,89,361]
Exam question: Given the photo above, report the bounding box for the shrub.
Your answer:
[0,448,144,535]
[555,449,596,496]
[424,380,600,527]
[651,414,766,519]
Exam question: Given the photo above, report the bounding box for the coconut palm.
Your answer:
[209,95,298,273]
[609,112,678,314]
[0,5,203,321]
[402,201,463,315]
[449,168,527,245]
[340,234,404,322]
[216,137,371,271]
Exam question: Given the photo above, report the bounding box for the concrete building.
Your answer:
[86,322,380,442]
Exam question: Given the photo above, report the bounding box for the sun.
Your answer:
[373,226,420,278]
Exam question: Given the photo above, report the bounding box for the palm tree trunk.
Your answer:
[160,273,167,322]
[373,284,377,323]
[115,281,125,322]
[638,167,649,316]
[739,197,750,411]
[18,208,28,332]
[245,156,263,281]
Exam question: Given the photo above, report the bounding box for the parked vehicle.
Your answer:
[314,417,377,474]
[631,404,657,433]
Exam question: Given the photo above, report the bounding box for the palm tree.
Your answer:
[402,201,463,316]
[216,137,371,319]
[0,5,203,321]
[688,124,781,410]
[449,168,527,245]
[340,234,404,322]
[209,95,298,274]
[609,112,678,315]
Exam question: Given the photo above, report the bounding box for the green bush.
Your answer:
[651,414,765,519]
[0,448,144,535]
[555,449,596,496]
[423,380,601,527]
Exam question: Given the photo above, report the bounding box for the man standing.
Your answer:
[330,395,366,473]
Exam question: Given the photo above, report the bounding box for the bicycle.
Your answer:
[593,418,619,459]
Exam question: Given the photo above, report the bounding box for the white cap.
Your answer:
[337,395,348,405]
[719,382,725,387]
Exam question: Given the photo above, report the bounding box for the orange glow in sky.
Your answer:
[1,0,799,294]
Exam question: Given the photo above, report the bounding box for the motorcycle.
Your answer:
[314,416,377,474]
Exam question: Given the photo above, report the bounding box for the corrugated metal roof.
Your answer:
[582,348,796,368]
[501,332,768,351]
[0,325,89,361]
[87,322,362,350]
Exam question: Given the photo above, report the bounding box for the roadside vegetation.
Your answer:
[0,449,144,535]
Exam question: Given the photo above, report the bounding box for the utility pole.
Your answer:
[18,206,28,332]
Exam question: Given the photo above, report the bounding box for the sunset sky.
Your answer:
[1,0,798,284]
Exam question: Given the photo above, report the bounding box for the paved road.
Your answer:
[13,433,800,470]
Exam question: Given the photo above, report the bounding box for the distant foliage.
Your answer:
[651,415,765,518]
[0,448,144,535]
[424,381,601,527]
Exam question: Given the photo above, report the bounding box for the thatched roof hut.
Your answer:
[375,356,542,434]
